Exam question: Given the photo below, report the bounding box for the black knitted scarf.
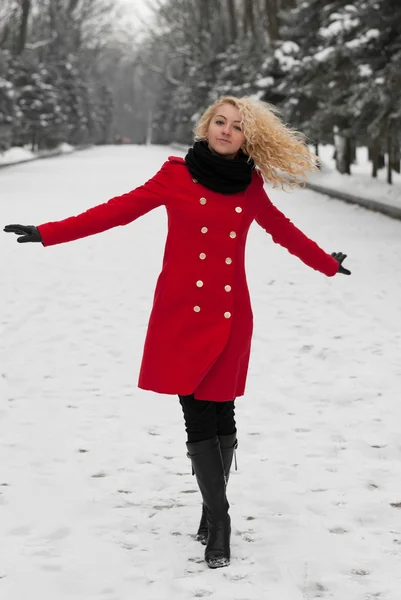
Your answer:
[185,140,255,194]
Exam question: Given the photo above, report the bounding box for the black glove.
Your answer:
[3,224,42,243]
[331,252,351,275]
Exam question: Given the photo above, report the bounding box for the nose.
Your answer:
[221,125,230,136]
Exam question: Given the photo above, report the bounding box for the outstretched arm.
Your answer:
[254,187,340,277]
[32,161,170,247]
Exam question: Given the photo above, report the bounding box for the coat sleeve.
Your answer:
[37,161,171,247]
[254,185,339,277]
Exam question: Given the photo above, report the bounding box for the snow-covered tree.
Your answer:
[345,0,401,181]
[9,58,62,150]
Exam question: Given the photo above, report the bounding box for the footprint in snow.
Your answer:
[47,527,70,541]
[350,568,370,576]
[329,527,348,534]
[302,581,327,597]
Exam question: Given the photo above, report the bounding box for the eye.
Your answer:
[215,120,224,125]
[234,126,242,131]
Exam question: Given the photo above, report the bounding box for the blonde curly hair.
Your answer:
[194,96,318,190]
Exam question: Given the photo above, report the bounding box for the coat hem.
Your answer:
[137,384,244,402]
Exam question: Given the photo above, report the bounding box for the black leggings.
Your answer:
[179,394,236,443]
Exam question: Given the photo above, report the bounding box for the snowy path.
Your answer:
[1,146,401,600]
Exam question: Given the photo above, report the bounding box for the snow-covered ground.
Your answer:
[2,141,400,213]
[309,145,401,210]
[0,143,74,166]
[1,145,401,600]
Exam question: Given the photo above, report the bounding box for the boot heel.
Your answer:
[196,504,208,545]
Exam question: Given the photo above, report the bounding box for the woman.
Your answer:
[3,96,350,569]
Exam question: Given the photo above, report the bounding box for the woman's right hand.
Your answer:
[3,224,42,243]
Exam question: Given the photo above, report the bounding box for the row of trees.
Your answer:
[0,0,131,152]
[139,0,400,182]
[1,0,400,183]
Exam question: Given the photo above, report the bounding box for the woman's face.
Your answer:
[207,104,246,159]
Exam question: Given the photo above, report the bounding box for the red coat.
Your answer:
[38,156,338,401]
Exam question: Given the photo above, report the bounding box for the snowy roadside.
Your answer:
[0,143,91,169]
[171,142,401,221]
[2,141,400,220]
[308,145,401,220]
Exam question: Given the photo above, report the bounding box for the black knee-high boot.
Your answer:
[186,436,231,568]
[196,433,238,545]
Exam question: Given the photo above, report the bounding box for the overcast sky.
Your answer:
[119,0,156,27]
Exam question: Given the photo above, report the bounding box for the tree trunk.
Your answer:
[390,139,400,173]
[68,0,80,14]
[280,0,297,9]
[243,0,255,36]
[146,108,153,145]
[370,139,379,178]
[31,124,36,152]
[264,0,279,42]
[334,130,351,174]
[387,128,392,185]
[199,0,212,30]
[226,0,237,43]
[0,22,10,47]
[16,0,31,55]
[216,0,228,47]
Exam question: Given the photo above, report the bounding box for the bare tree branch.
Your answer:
[25,31,57,50]
[147,63,181,86]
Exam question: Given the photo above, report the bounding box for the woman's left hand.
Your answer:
[331,252,351,275]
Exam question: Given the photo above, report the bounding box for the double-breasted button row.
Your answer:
[199,191,242,214]
[201,226,236,239]
[193,306,231,319]
[198,253,232,264]
[193,277,233,313]
[195,282,231,292]
[194,196,239,319]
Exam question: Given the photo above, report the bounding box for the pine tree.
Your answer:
[279,0,327,144]
[346,0,401,181]
[0,50,16,152]
[93,84,114,144]
[9,57,61,150]
[55,60,88,145]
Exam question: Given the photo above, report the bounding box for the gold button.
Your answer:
[192,178,198,183]
[200,197,207,205]
[229,231,236,238]
[199,252,206,260]
[201,227,208,234]
[224,285,231,292]
[224,312,231,319]
[225,257,232,264]
[193,305,201,312]
[196,280,204,287]
[235,207,242,213]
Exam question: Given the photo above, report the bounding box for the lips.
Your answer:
[217,139,231,143]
